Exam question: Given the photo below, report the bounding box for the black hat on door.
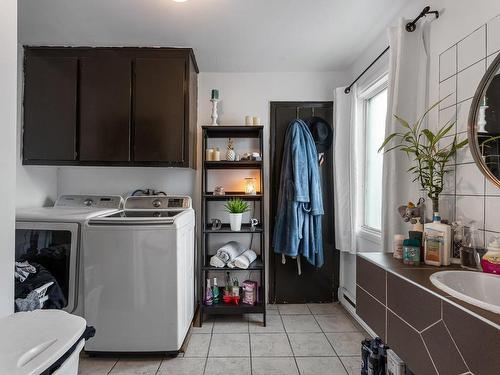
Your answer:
[307,116,333,153]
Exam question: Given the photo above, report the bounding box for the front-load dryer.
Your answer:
[15,195,123,315]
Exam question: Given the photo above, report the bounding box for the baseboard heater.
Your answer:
[343,292,356,308]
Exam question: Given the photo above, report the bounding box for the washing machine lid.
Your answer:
[87,195,192,225]
[0,310,86,375]
[16,195,124,223]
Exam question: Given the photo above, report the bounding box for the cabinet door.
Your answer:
[133,57,185,163]
[23,54,77,162]
[80,56,131,161]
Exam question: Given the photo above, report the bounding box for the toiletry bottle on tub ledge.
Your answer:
[424,212,451,266]
[482,237,500,274]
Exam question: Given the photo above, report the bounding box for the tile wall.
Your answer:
[437,13,500,247]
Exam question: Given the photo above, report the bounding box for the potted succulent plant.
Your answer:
[224,198,249,231]
[379,100,468,214]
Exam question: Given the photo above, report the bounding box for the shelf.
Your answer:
[200,123,265,322]
[204,160,262,169]
[202,256,264,271]
[204,223,263,233]
[203,125,263,138]
[202,302,265,314]
[204,192,263,201]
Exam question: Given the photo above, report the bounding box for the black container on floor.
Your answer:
[361,337,388,375]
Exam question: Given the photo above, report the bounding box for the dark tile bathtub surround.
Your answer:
[443,302,500,375]
[420,321,468,375]
[356,253,500,375]
[387,272,441,331]
[356,285,386,341]
[387,311,440,375]
[357,254,386,304]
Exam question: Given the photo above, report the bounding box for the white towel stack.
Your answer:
[209,241,257,269]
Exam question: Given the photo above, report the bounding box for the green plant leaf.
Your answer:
[422,129,435,144]
[456,139,469,149]
[394,114,411,129]
[381,98,462,202]
[378,133,401,153]
[224,198,249,214]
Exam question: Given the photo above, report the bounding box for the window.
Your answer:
[358,76,388,237]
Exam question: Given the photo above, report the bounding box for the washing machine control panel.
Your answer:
[55,195,124,209]
[125,196,192,210]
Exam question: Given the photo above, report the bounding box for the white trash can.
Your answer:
[0,310,87,375]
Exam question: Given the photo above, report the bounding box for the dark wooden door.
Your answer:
[23,53,78,161]
[133,57,185,162]
[269,102,339,303]
[79,55,131,161]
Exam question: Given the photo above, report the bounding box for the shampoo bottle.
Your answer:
[424,212,452,266]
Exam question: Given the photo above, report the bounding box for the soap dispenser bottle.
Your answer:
[481,237,500,274]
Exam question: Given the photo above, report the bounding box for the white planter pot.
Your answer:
[229,213,243,231]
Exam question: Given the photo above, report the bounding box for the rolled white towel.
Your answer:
[232,250,257,269]
[216,241,246,263]
[209,255,226,268]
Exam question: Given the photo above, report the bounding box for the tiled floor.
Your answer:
[79,303,368,375]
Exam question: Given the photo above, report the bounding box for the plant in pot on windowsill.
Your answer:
[224,198,249,231]
[379,100,468,215]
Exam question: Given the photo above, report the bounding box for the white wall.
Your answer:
[57,167,195,198]
[0,0,17,317]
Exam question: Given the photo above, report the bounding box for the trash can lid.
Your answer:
[0,310,86,375]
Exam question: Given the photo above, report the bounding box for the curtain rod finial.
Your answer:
[344,87,351,94]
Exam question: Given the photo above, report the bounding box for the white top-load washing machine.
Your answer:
[15,195,124,314]
[83,195,195,354]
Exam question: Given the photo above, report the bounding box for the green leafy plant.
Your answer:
[224,198,249,214]
[378,100,468,213]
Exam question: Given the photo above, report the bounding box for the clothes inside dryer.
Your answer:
[15,228,72,309]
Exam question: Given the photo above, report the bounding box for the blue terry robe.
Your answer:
[273,119,324,268]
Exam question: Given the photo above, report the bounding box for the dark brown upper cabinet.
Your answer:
[79,54,131,162]
[23,51,78,162]
[22,47,198,168]
[134,57,185,162]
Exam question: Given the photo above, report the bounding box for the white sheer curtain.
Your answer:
[334,85,360,254]
[381,19,430,251]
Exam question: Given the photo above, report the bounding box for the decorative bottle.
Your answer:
[226,138,236,161]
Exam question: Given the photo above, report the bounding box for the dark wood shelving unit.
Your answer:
[204,191,263,201]
[200,125,266,325]
[203,223,263,233]
[204,160,262,169]
[201,257,264,271]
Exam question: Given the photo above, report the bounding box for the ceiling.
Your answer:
[18,0,411,72]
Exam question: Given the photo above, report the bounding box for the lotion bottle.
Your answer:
[424,212,452,266]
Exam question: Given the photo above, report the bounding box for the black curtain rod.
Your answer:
[344,6,439,94]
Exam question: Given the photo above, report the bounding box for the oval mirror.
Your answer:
[469,52,500,188]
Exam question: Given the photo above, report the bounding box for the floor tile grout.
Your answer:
[279,313,301,375]
[84,304,363,375]
[153,358,163,375]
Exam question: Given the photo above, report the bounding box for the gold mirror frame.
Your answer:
[468,52,500,189]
